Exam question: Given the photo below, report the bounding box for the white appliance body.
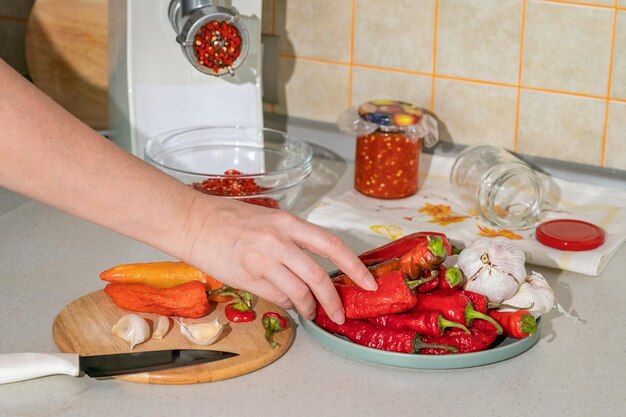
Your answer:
[108,0,264,157]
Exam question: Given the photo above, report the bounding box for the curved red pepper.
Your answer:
[413,290,503,334]
[262,312,288,348]
[365,310,469,337]
[399,236,448,279]
[358,232,453,265]
[420,319,500,355]
[314,314,457,354]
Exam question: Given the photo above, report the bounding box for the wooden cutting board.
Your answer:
[25,0,108,130]
[52,290,294,384]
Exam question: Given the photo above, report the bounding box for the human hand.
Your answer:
[180,195,377,324]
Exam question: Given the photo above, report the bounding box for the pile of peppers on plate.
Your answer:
[314,232,538,355]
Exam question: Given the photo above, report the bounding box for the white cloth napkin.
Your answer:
[307,153,626,276]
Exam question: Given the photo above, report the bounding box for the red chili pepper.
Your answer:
[488,310,537,339]
[438,266,464,291]
[459,289,533,314]
[399,236,448,279]
[413,290,503,334]
[365,310,469,337]
[336,270,434,319]
[331,258,401,286]
[219,287,256,323]
[420,319,500,355]
[358,232,453,265]
[262,312,288,348]
[314,314,457,354]
[415,269,439,293]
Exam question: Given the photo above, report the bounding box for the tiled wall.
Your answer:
[262,0,626,171]
[0,0,34,77]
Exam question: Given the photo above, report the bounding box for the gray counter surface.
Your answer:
[1,130,626,416]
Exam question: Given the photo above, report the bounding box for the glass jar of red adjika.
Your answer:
[338,100,438,199]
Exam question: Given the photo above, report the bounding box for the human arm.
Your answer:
[0,59,376,323]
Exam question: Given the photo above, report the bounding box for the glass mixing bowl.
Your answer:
[144,127,313,211]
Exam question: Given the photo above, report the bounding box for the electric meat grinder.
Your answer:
[108,0,264,156]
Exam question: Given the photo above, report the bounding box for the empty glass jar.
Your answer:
[450,144,544,230]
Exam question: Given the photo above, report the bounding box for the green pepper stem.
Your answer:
[519,313,537,336]
[465,306,504,335]
[412,335,458,353]
[488,301,535,311]
[444,267,463,287]
[406,270,439,290]
[265,328,280,348]
[438,316,470,335]
[427,236,447,259]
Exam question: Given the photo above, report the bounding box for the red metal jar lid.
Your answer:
[536,219,606,251]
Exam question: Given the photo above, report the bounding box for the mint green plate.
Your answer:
[299,317,541,369]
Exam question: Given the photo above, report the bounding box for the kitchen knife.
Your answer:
[0,349,238,384]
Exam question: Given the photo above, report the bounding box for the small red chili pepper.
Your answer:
[412,290,504,334]
[459,289,533,314]
[415,269,439,293]
[336,270,435,320]
[438,266,464,291]
[365,310,469,337]
[314,314,457,354]
[358,232,453,265]
[399,236,448,279]
[420,319,500,355]
[262,312,288,348]
[219,287,256,323]
[488,310,537,339]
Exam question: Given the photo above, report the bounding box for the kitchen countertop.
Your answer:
[2,121,626,416]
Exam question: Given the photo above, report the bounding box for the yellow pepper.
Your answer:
[100,261,231,302]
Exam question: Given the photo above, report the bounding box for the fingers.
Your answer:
[281,253,346,324]
[291,220,377,292]
[241,277,295,311]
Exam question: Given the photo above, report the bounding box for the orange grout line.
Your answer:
[600,1,619,167]
[353,62,432,77]
[430,0,440,113]
[279,55,622,102]
[540,0,616,9]
[612,97,626,103]
[513,0,528,153]
[437,73,516,88]
[348,0,356,107]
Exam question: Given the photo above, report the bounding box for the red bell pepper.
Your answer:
[219,287,256,323]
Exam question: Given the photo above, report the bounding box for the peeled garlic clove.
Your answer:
[457,237,526,303]
[152,315,171,340]
[112,314,150,351]
[178,318,223,346]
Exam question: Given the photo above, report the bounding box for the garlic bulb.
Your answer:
[500,271,555,318]
[178,318,224,346]
[152,316,171,340]
[112,314,150,351]
[457,237,526,303]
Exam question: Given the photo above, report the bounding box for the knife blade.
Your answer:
[0,349,238,384]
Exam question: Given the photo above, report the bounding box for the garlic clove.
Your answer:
[112,314,150,351]
[178,318,224,346]
[152,315,171,340]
